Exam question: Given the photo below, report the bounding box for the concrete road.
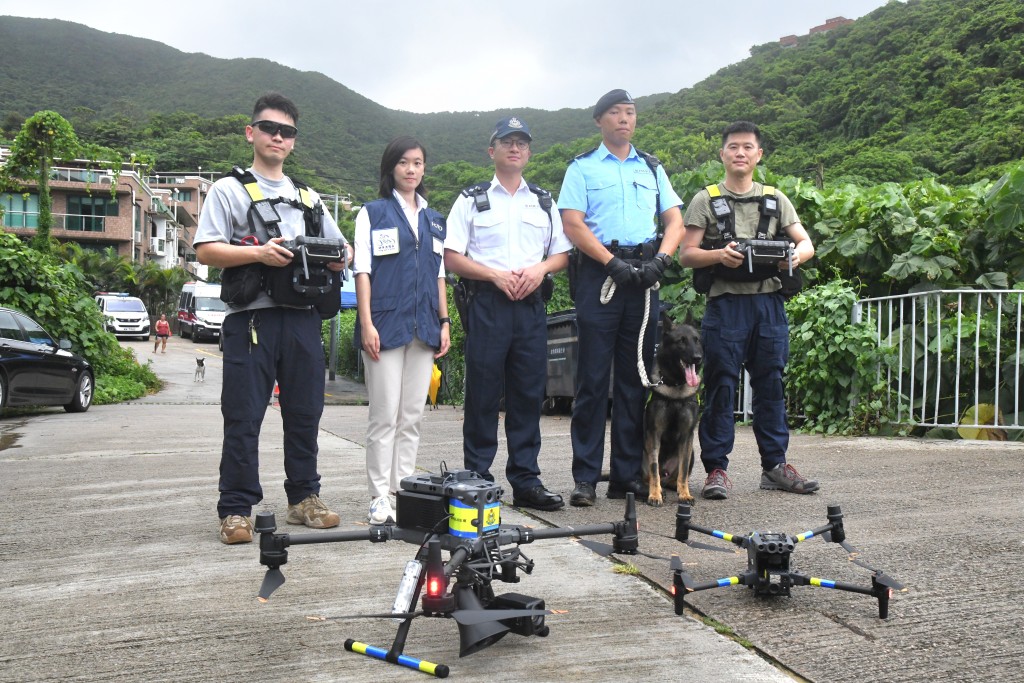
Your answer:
[2,337,1022,682]
[1,338,787,683]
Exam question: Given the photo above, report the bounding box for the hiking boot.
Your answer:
[286,493,341,528]
[701,469,731,500]
[219,514,253,545]
[367,495,395,525]
[760,463,819,494]
[569,482,597,507]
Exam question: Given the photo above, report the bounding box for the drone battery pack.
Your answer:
[449,498,500,539]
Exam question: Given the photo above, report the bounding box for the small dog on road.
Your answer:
[194,357,206,382]
[642,315,703,507]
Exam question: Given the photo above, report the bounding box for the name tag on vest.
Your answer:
[372,227,400,256]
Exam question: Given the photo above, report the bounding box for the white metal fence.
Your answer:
[852,289,1023,432]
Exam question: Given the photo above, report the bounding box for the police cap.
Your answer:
[490,116,532,145]
[592,89,634,119]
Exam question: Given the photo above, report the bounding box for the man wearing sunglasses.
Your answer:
[194,92,350,545]
[444,116,572,511]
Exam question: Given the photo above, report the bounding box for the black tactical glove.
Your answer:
[638,253,672,289]
[604,256,640,287]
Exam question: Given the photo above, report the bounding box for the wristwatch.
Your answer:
[439,317,452,326]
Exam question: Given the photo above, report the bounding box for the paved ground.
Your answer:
[2,337,1023,682]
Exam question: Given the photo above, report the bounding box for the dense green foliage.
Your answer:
[0,233,160,404]
[645,0,1024,185]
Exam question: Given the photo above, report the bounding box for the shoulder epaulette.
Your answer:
[460,181,491,198]
[573,147,598,161]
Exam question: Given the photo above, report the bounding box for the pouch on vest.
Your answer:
[264,262,341,318]
[220,262,265,306]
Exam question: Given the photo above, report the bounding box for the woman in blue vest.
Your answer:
[354,136,450,524]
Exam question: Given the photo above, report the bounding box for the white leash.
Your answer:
[599,276,661,389]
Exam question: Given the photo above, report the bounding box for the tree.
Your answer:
[0,111,81,252]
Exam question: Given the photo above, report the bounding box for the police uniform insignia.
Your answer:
[507,117,524,130]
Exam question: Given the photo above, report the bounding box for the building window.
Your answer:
[1,192,40,228]
[66,194,118,232]
[176,189,192,202]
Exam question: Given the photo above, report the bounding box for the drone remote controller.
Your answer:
[734,238,794,275]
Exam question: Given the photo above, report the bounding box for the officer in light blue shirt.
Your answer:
[559,89,685,507]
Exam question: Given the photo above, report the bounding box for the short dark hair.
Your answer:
[378,136,427,199]
[721,121,762,147]
[252,92,299,124]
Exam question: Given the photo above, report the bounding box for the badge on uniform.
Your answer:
[433,237,443,256]
[372,227,400,256]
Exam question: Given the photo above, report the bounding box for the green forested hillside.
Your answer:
[2,0,1023,194]
[644,0,1024,184]
[0,16,620,189]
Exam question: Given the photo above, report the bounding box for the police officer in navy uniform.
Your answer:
[559,90,685,507]
[445,116,572,511]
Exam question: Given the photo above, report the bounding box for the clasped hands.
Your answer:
[605,253,672,289]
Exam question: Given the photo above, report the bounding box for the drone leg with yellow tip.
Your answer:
[345,639,450,678]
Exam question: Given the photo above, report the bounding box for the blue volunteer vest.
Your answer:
[355,197,446,351]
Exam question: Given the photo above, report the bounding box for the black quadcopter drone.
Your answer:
[254,467,903,677]
[669,502,905,618]
[254,466,645,678]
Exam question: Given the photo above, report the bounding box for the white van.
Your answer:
[94,293,151,340]
[177,282,226,342]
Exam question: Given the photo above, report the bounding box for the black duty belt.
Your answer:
[601,241,660,261]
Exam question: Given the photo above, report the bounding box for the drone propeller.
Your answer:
[315,607,564,626]
[257,567,285,602]
[575,538,673,562]
[669,554,697,592]
[822,532,906,592]
[644,528,740,555]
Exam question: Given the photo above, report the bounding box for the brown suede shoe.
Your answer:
[286,494,341,528]
[219,515,253,545]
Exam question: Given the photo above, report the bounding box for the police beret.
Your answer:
[592,89,634,119]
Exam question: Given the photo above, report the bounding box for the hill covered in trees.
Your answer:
[2,0,1023,194]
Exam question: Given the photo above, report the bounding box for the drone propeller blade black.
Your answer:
[576,538,617,557]
[257,567,285,602]
[644,528,737,554]
[575,538,674,563]
[318,610,425,621]
[450,608,564,626]
[872,571,906,592]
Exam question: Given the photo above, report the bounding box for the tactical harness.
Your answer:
[219,167,342,318]
[692,184,802,297]
[451,181,556,332]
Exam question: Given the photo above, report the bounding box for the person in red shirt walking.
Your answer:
[153,314,171,353]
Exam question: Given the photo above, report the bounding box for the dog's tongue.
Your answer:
[684,364,700,387]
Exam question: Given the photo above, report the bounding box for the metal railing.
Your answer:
[853,290,1023,432]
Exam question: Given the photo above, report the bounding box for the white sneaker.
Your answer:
[368,495,394,525]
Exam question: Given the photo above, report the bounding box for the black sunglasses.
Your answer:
[251,120,298,139]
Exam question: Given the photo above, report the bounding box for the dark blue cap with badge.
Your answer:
[490,116,532,144]
[592,89,634,119]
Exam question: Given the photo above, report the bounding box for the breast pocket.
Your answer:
[471,212,505,251]
[633,174,658,215]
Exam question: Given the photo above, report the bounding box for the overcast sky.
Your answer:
[2,0,893,113]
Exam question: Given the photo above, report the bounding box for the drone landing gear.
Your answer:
[344,639,449,678]
[671,504,904,619]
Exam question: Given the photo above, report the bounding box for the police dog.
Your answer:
[194,357,206,382]
[642,316,702,507]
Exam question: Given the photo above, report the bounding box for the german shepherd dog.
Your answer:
[642,316,703,507]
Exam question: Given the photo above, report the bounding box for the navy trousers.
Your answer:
[217,307,325,517]
[462,286,547,494]
[570,257,658,486]
[699,293,790,472]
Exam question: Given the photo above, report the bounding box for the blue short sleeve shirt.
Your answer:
[559,143,682,246]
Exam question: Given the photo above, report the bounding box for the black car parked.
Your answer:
[0,306,94,415]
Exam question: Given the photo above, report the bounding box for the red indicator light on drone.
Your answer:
[427,575,443,597]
